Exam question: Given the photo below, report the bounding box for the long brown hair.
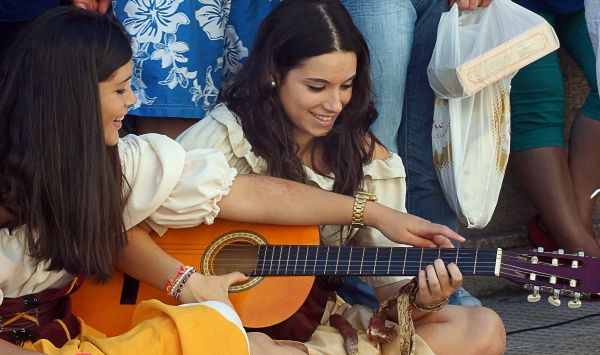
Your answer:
[219,0,379,196]
[0,7,132,282]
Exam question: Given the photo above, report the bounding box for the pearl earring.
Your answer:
[270,80,276,88]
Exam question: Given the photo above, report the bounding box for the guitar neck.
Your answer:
[254,246,501,277]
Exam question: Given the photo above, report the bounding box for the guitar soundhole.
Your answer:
[201,231,267,293]
[213,241,259,276]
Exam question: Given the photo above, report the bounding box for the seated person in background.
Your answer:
[178,1,506,354]
[509,0,600,256]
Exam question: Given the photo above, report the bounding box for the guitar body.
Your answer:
[71,220,322,340]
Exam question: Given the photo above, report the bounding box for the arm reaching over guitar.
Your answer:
[119,134,462,250]
[217,174,464,248]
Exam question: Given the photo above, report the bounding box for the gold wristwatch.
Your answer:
[351,191,377,229]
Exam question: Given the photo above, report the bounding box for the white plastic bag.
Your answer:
[428,0,558,99]
[432,75,513,228]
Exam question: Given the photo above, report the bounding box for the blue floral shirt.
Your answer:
[113,0,280,119]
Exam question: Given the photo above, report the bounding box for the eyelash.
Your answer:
[307,85,325,92]
[306,84,353,92]
[116,80,132,95]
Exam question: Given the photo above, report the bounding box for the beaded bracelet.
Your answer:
[170,266,196,301]
[166,265,196,300]
[166,265,187,295]
[408,279,448,313]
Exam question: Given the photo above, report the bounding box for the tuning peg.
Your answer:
[557,249,564,254]
[548,289,561,307]
[548,296,561,306]
[567,292,582,309]
[527,286,541,303]
[578,251,585,257]
[537,247,545,253]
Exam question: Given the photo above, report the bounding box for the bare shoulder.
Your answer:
[372,142,389,161]
[364,135,390,161]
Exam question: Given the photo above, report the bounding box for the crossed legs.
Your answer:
[415,305,506,355]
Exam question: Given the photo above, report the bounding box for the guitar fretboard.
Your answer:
[253,246,499,277]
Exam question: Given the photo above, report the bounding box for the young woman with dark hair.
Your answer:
[0,6,470,355]
[220,0,378,195]
[178,1,506,354]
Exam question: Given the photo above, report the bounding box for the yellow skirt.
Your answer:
[23,300,249,355]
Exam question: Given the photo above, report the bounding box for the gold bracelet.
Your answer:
[351,191,377,229]
[409,280,448,313]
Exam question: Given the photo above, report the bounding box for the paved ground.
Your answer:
[480,288,600,354]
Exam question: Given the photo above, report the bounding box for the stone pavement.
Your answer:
[478,284,600,354]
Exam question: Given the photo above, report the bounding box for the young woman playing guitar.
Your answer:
[177,0,506,354]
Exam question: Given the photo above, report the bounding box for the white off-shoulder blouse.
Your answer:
[0,134,237,304]
[177,103,411,288]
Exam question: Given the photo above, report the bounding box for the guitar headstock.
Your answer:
[500,247,600,308]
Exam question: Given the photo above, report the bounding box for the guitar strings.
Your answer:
[210,260,571,281]
[171,242,584,283]
[204,259,500,265]
[161,242,584,262]
[191,251,576,267]
[199,258,580,287]
[167,242,587,265]
[199,255,571,269]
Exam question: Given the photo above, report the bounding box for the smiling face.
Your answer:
[277,51,357,150]
[98,60,136,146]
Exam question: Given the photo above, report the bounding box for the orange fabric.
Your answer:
[23,300,248,355]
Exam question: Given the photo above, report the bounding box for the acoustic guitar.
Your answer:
[71,219,600,341]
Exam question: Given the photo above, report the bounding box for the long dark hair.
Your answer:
[0,7,132,282]
[220,0,379,196]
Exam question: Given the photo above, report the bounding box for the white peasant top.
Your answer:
[0,134,237,305]
[177,103,411,288]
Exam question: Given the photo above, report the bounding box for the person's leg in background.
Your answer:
[560,11,600,242]
[342,0,415,153]
[400,0,481,306]
[337,0,416,308]
[511,11,600,257]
